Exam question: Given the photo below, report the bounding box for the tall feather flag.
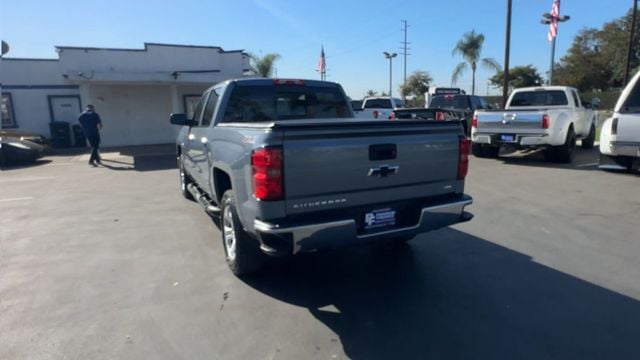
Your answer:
[548,0,560,42]
[316,46,326,78]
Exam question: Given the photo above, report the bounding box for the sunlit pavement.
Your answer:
[1,146,639,359]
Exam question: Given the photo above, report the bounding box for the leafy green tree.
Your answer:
[451,30,501,95]
[365,89,378,97]
[399,70,433,99]
[489,65,543,91]
[554,8,640,91]
[248,53,281,78]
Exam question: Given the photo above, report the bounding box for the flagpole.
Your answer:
[549,36,556,85]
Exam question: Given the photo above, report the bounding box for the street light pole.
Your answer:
[383,51,397,97]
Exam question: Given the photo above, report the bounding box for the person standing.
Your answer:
[78,104,103,167]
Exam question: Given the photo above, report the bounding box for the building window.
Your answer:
[1,93,17,128]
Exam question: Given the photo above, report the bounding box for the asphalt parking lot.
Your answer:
[1,145,639,359]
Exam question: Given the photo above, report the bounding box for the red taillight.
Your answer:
[612,117,618,135]
[373,110,379,119]
[251,147,283,201]
[542,114,550,129]
[472,115,478,128]
[436,112,445,121]
[389,112,396,120]
[458,137,470,180]
[273,79,305,86]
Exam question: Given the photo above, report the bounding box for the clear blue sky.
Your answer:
[0,0,634,98]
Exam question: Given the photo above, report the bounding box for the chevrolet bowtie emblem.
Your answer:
[368,165,399,177]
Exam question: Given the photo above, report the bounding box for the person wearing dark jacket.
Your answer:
[78,104,103,166]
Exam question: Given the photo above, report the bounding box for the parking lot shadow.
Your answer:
[243,228,640,359]
[131,154,176,171]
[95,155,176,172]
[0,159,52,171]
[495,146,601,171]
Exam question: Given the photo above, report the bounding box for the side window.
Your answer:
[471,96,482,109]
[200,87,220,127]
[192,92,208,124]
[571,91,580,108]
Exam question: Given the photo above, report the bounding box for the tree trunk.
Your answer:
[471,68,476,95]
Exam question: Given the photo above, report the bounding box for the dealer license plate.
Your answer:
[364,208,396,230]
[500,134,516,142]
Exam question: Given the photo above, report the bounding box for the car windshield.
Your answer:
[222,84,352,122]
[430,95,469,109]
[510,90,569,107]
[620,80,640,113]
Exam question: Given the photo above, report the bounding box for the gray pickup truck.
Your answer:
[170,78,473,275]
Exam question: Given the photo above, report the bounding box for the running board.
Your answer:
[187,183,221,216]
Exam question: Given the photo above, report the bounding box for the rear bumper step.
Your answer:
[254,195,473,255]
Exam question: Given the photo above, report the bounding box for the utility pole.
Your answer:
[503,0,512,108]
[400,20,411,99]
[383,52,398,97]
[624,0,638,85]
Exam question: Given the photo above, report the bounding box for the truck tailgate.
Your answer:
[476,110,547,133]
[279,120,463,215]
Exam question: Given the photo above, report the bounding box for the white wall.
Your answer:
[58,43,249,84]
[1,58,64,85]
[88,85,193,147]
[1,43,246,145]
[5,88,80,135]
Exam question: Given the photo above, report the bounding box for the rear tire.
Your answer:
[221,190,265,276]
[482,144,500,158]
[178,154,194,201]
[543,147,556,162]
[554,127,576,163]
[581,123,596,149]
[0,149,6,167]
[471,143,484,157]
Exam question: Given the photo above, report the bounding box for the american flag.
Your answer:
[548,0,560,42]
[316,46,326,73]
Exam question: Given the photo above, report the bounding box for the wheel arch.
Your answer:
[213,167,232,204]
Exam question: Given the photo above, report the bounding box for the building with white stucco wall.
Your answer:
[0,43,250,146]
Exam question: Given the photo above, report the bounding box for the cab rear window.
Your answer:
[222,85,351,122]
[510,91,568,106]
[363,99,393,109]
[620,80,640,113]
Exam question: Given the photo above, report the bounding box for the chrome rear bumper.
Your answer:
[254,195,473,254]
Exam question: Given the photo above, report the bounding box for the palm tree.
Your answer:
[248,53,281,78]
[451,30,501,95]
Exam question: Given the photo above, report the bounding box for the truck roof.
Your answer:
[226,78,342,87]
[512,86,577,92]
[362,96,403,101]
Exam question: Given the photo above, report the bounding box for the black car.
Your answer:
[429,94,493,134]
[0,136,45,166]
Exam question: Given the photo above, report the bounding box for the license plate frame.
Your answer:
[500,134,516,142]
[364,208,396,230]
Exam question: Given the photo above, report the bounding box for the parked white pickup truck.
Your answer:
[354,96,405,120]
[599,70,640,172]
[472,86,597,162]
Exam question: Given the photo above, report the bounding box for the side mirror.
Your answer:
[170,113,195,126]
